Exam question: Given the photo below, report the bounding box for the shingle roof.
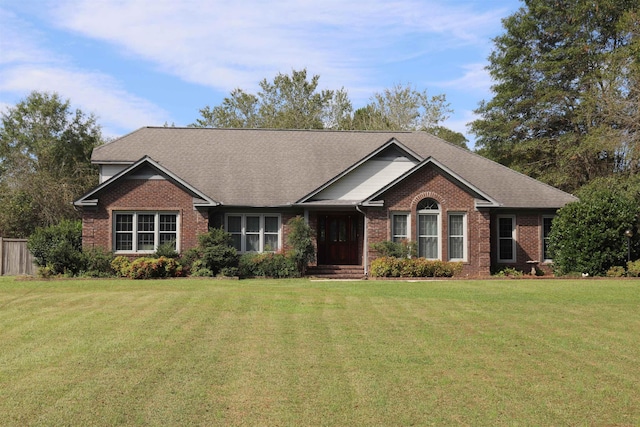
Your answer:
[91,127,577,208]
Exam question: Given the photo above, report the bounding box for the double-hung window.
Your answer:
[391,213,409,243]
[417,199,440,259]
[448,213,467,261]
[226,214,281,253]
[114,212,178,253]
[542,216,554,262]
[497,215,516,262]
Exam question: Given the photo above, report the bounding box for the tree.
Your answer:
[471,1,640,193]
[193,71,457,137]
[0,91,102,237]
[27,219,83,275]
[427,126,469,150]
[193,69,352,130]
[356,83,452,131]
[286,216,315,275]
[548,185,639,276]
[193,88,260,128]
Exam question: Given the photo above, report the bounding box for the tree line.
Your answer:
[191,69,468,148]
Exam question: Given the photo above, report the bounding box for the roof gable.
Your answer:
[297,139,421,204]
[363,157,500,208]
[74,156,219,207]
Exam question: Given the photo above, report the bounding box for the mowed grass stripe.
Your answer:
[0,277,638,426]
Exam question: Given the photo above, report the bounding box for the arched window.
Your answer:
[417,198,440,259]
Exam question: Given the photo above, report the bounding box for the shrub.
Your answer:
[370,240,417,258]
[154,240,178,258]
[548,188,638,276]
[286,216,315,275]
[111,256,131,278]
[28,220,83,276]
[369,257,462,278]
[238,252,299,278]
[81,247,115,277]
[123,256,183,279]
[627,260,640,277]
[606,266,627,277]
[493,266,525,278]
[199,228,239,275]
[178,248,200,275]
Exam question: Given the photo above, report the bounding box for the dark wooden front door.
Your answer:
[317,214,361,265]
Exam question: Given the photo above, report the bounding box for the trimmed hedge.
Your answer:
[370,257,462,278]
[111,256,184,279]
[238,252,299,278]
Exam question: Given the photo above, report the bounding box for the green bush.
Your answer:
[286,216,315,275]
[28,220,83,276]
[548,188,639,276]
[81,247,115,277]
[626,260,640,277]
[370,240,417,258]
[238,252,299,278]
[606,266,627,277]
[111,256,131,277]
[112,256,183,279]
[154,240,178,258]
[493,266,525,278]
[198,228,239,276]
[177,228,238,277]
[369,257,462,278]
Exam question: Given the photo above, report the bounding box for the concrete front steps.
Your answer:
[307,265,366,280]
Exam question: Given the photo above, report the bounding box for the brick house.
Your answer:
[74,127,577,277]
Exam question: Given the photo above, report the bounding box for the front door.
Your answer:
[317,214,361,265]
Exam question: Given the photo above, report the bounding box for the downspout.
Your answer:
[355,204,368,276]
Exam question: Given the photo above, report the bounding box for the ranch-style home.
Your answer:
[75,127,577,277]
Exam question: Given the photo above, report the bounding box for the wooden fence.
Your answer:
[0,237,37,276]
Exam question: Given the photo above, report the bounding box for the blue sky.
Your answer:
[0,0,522,146]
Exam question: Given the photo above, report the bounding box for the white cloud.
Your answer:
[0,8,56,65]
[0,66,170,135]
[1,0,517,137]
[48,0,509,94]
[437,63,494,93]
[0,5,170,136]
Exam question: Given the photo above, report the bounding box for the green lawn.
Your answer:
[0,277,638,426]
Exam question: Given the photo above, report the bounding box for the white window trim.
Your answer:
[225,214,282,253]
[391,212,410,242]
[497,215,516,263]
[448,212,467,262]
[542,215,554,263]
[417,206,441,260]
[113,211,180,254]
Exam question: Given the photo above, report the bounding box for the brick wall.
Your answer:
[81,179,209,253]
[490,210,555,275]
[365,164,492,277]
